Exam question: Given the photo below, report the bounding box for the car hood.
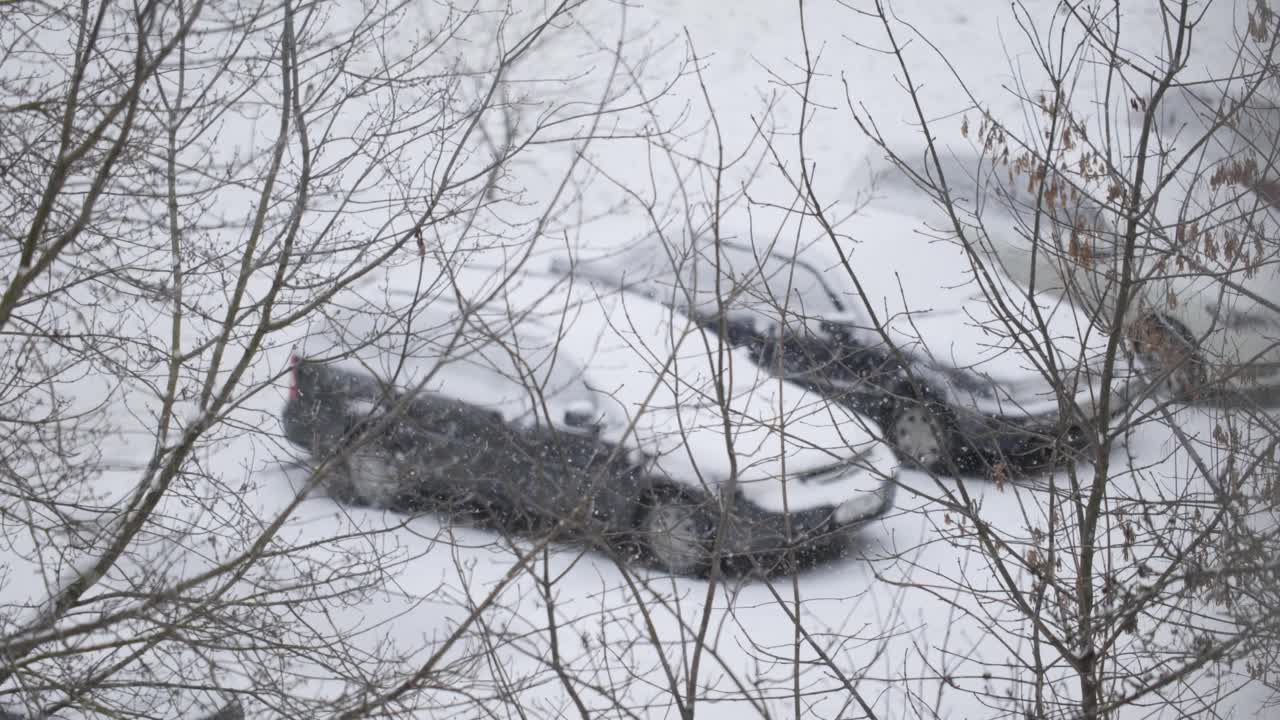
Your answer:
[886,295,1133,419]
[300,263,894,514]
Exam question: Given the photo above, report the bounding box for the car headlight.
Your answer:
[833,485,894,525]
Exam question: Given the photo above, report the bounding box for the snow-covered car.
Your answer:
[1115,90,1280,402]
[954,93,1280,404]
[552,223,1138,477]
[281,267,896,575]
[1126,247,1280,403]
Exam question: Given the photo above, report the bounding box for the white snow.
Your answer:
[2,0,1273,718]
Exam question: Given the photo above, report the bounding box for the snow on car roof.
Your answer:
[553,235,847,337]
[298,266,602,429]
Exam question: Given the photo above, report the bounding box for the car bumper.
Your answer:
[943,401,1104,476]
[701,479,896,573]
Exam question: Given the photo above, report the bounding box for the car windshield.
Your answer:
[558,235,848,336]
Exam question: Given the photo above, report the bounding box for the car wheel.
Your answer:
[1130,313,1207,401]
[340,444,402,509]
[638,491,714,575]
[889,401,949,470]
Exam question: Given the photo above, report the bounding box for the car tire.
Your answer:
[1130,313,1207,401]
[638,490,714,575]
[337,444,402,509]
[888,401,950,470]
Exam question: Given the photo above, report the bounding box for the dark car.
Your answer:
[281,269,896,575]
[552,232,1138,477]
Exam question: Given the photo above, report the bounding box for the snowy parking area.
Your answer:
[1,0,1275,717]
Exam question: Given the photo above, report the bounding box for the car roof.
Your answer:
[299,273,602,429]
[555,234,851,336]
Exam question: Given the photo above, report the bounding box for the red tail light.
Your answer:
[288,353,301,400]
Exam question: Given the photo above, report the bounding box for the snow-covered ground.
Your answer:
[2,0,1274,717]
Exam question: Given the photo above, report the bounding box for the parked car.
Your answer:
[948,92,1280,404]
[551,221,1139,477]
[1127,251,1280,404]
[1125,89,1280,401]
[282,267,896,575]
